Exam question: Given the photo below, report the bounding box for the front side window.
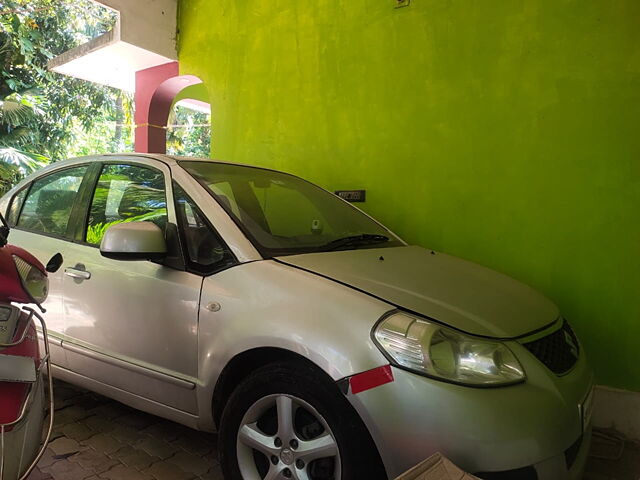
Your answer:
[173,183,235,273]
[180,161,402,257]
[86,164,167,245]
[17,166,88,237]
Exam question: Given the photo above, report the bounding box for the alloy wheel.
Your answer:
[236,394,342,480]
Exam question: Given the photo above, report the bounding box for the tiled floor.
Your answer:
[585,430,640,480]
[26,381,222,480]
[24,380,640,480]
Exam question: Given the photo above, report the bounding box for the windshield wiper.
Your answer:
[320,234,390,251]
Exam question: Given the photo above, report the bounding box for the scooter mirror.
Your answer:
[0,225,8,247]
[0,210,9,247]
[46,253,63,273]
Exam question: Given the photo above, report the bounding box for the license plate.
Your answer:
[581,386,594,433]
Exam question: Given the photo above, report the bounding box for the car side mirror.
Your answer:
[100,222,167,261]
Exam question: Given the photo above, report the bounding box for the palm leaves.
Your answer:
[1,95,33,125]
[0,91,42,140]
[0,147,47,195]
[0,92,48,193]
[0,161,19,194]
[0,94,34,146]
[0,146,47,173]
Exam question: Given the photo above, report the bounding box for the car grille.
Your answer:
[523,320,579,375]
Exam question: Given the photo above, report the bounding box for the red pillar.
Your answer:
[134,62,179,153]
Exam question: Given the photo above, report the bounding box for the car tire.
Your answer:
[218,361,387,480]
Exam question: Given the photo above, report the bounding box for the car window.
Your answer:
[180,161,402,257]
[208,181,241,218]
[208,177,330,238]
[250,180,337,239]
[6,185,29,226]
[173,182,235,273]
[86,164,167,246]
[17,166,88,237]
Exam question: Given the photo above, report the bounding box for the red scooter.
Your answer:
[0,210,58,479]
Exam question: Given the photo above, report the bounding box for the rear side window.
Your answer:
[6,186,28,226]
[86,164,167,245]
[17,166,88,237]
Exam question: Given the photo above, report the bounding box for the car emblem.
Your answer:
[564,331,578,358]
[280,448,294,465]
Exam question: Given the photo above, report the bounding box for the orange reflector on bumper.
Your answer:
[349,365,394,394]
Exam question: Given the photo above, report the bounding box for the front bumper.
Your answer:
[347,339,593,479]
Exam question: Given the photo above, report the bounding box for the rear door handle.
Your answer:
[64,268,91,280]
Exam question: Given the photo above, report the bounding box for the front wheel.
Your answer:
[218,361,387,480]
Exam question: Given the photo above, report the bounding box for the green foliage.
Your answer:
[0,146,47,172]
[167,104,211,157]
[0,0,204,196]
[0,0,132,191]
[86,209,167,245]
[86,165,167,244]
[0,91,39,126]
[0,160,19,194]
[66,93,134,157]
[0,146,47,194]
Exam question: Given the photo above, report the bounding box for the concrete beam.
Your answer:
[48,0,177,91]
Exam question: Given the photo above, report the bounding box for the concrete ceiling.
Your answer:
[48,0,178,92]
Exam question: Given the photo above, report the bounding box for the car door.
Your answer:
[7,164,92,369]
[60,158,203,414]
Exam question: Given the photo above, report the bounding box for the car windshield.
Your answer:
[179,161,403,257]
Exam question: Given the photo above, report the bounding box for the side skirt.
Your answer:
[50,364,202,431]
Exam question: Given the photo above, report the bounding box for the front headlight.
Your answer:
[373,312,525,386]
[12,255,48,303]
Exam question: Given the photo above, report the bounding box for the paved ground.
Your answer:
[24,380,640,480]
[586,430,640,480]
[27,381,222,480]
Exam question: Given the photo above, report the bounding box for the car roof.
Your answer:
[66,153,241,167]
[29,153,286,176]
[13,154,304,189]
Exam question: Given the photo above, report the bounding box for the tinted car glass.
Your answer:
[173,183,235,272]
[86,164,167,245]
[6,186,28,226]
[17,166,88,237]
[180,161,402,256]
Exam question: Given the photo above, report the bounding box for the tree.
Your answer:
[0,0,205,196]
[0,0,131,193]
[0,157,20,193]
[0,90,47,186]
[166,104,211,157]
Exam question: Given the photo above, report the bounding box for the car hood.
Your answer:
[276,246,558,338]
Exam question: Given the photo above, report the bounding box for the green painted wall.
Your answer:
[178,0,640,391]
[172,83,209,105]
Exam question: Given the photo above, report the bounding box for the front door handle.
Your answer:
[64,267,91,280]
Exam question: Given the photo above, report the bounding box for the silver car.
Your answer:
[0,154,593,480]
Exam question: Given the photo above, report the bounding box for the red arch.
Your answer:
[134,62,204,154]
